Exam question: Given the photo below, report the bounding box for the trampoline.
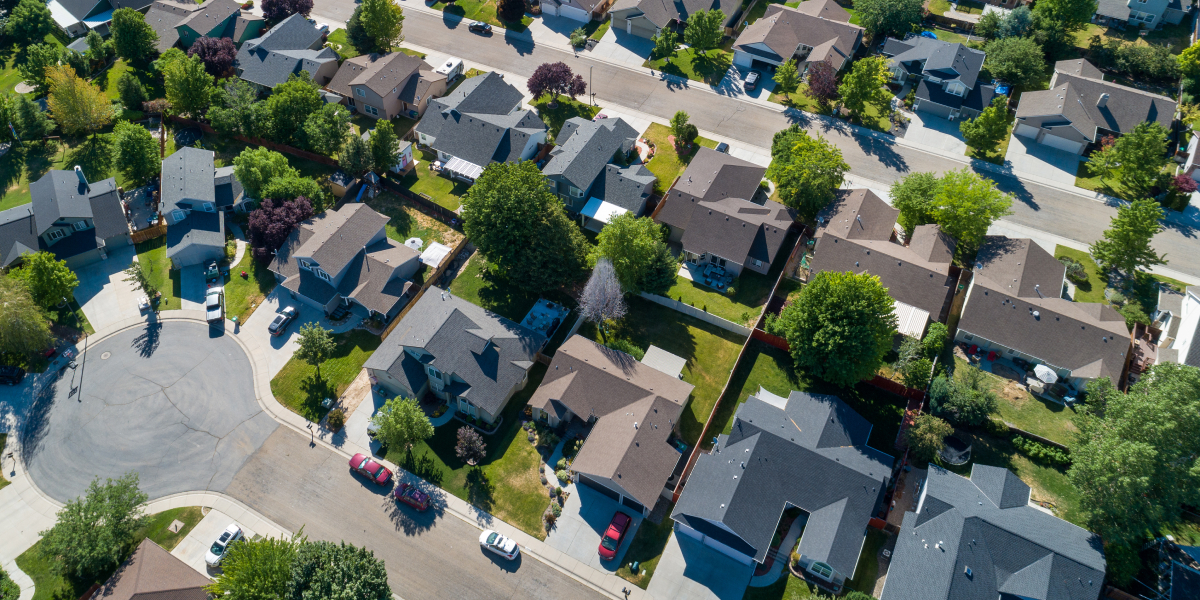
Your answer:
[939,435,972,466]
[174,127,203,147]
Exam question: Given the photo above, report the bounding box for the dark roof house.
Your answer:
[732,0,863,71]
[95,538,211,600]
[144,0,202,52]
[608,0,742,40]
[236,13,339,88]
[543,116,653,230]
[882,36,996,120]
[175,0,264,49]
[0,168,130,269]
[160,147,245,268]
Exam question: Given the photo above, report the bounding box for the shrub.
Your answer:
[555,469,570,483]
[540,474,548,485]
[555,486,563,496]
[556,458,568,470]
[1011,435,1070,466]
[569,27,587,47]
[923,323,948,359]
[844,592,877,600]
[326,408,345,430]
[545,511,558,527]
[225,239,237,259]
[985,418,1010,437]
[604,338,645,361]
[541,432,560,449]
[902,358,933,391]
[1059,257,1088,285]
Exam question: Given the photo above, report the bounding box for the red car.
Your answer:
[349,453,392,485]
[394,483,429,511]
[598,512,632,561]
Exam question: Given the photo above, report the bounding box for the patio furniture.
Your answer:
[986,351,997,361]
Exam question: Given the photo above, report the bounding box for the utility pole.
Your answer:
[589,66,594,106]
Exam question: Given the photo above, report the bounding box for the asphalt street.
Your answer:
[320,5,1200,278]
[225,427,609,600]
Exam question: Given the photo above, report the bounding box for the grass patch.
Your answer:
[48,299,93,336]
[743,574,822,600]
[964,112,1014,165]
[664,237,791,326]
[531,94,601,139]
[578,295,746,445]
[1053,244,1187,318]
[0,434,8,491]
[646,48,734,86]
[387,364,550,538]
[448,252,567,322]
[642,122,717,193]
[139,506,205,551]
[844,528,889,595]
[923,27,972,45]
[588,19,611,40]
[428,0,532,31]
[616,513,675,588]
[397,47,427,59]
[134,237,182,310]
[1073,20,1194,54]
[769,82,829,113]
[0,34,66,95]
[392,149,470,212]
[1074,162,1174,203]
[326,29,360,59]
[269,329,381,421]
[366,191,464,247]
[955,358,1079,446]
[221,252,275,323]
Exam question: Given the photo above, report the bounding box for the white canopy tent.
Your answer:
[443,157,484,182]
[580,197,629,226]
[420,241,453,268]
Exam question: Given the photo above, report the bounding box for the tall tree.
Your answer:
[188,36,237,77]
[1086,138,1120,184]
[112,121,160,186]
[164,54,214,118]
[683,9,725,57]
[805,59,839,106]
[359,0,404,52]
[206,535,300,600]
[1031,0,1096,36]
[345,5,374,55]
[496,0,524,23]
[0,277,52,357]
[890,171,939,238]
[669,110,697,145]
[929,368,999,426]
[853,0,923,40]
[903,414,953,463]
[11,251,78,308]
[47,65,112,137]
[116,70,148,111]
[1089,198,1166,277]
[234,146,299,198]
[111,7,159,66]
[7,0,53,46]
[368,124,399,173]
[262,176,322,205]
[591,213,663,294]
[303,103,351,157]
[208,78,260,138]
[651,27,677,60]
[983,37,1046,89]
[773,59,799,101]
[268,72,322,145]
[996,5,1033,38]
[1180,40,1200,81]
[578,258,626,342]
[766,125,848,219]
[838,55,891,121]
[932,169,1013,255]
[262,0,314,23]
[12,93,55,143]
[370,397,433,453]
[295,322,335,377]
[641,242,679,296]
[288,541,391,600]
[339,133,373,175]
[777,270,896,387]
[527,62,585,105]
[455,426,487,464]
[1111,121,1169,195]
[959,96,1010,157]
[18,43,63,96]
[975,10,1001,39]
[247,197,314,251]
[38,472,148,582]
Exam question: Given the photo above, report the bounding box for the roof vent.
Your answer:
[1097,93,1109,108]
[965,567,973,577]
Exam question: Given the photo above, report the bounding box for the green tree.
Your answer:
[461,161,590,294]
[111,7,159,66]
[11,250,78,307]
[339,133,373,175]
[268,72,322,145]
[591,212,664,294]
[116,70,148,111]
[38,472,149,582]
[13,93,55,143]
[651,27,677,60]
[1111,121,1169,195]
[777,270,896,387]
[85,30,106,63]
[640,241,680,295]
[996,5,1033,38]
[7,0,53,46]
[18,43,62,96]
[959,96,1010,157]
[0,277,52,358]
[766,125,848,219]
[902,357,933,390]
[153,48,187,75]
[853,0,923,40]
[975,10,1001,39]
[0,565,19,600]
[772,59,799,100]
[683,9,725,57]
[359,0,405,52]
[1086,140,1120,184]
[206,534,300,600]
[983,37,1046,89]
[1031,0,1096,36]
[164,54,214,118]
[345,5,373,55]
[368,124,399,173]
[669,110,696,145]
[903,413,953,463]
[295,322,335,377]
[262,175,322,205]
[288,541,391,600]
[47,64,112,137]
[929,369,999,426]
[890,171,939,238]
[112,121,160,186]
[302,103,350,157]
[1088,198,1166,277]
[1180,40,1200,81]
[234,147,299,199]
[838,55,891,120]
[208,78,261,138]
[122,261,158,300]
[932,169,1012,255]
[370,396,433,453]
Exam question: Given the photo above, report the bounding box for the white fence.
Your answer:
[638,293,752,337]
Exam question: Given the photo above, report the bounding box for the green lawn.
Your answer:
[135,237,182,310]
[366,191,464,247]
[664,237,791,326]
[844,529,889,595]
[222,252,276,324]
[429,0,532,31]
[0,434,8,491]
[532,94,601,139]
[743,575,823,600]
[769,82,829,113]
[616,513,675,588]
[0,34,67,95]
[387,364,551,538]
[955,358,1079,446]
[393,149,470,212]
[1073,20,1194,54]
[269,329,382,421]
[578,295,746,445]
[923,27,972,45]
[140,506,205,551]
[448,252,576,323]
[588,19,611,40]
[1074,162,1175,203]
[646,48,734,86]
[49,299,93,336]
[326,29,360,59]
[643,122,718,193]
[1055,245,1188,314]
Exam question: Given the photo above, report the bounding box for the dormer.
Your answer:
[945,80,966,97]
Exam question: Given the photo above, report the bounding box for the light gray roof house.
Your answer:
[0,206,40,267]
[144,0,200,51]
[544,116,639,195]
[673,392,893,581]
[627,0,741,30]
[235,13,339,88]
[161,147,237,268]
[880,464,1106,600]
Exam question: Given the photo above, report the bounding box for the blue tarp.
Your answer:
[920,31,938,39]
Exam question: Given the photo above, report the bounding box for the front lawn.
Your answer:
[616,512,675,588]
[664,236,792,326]
[366,191,464,247]
[387,364,550,538]
[326,29,360,59]
[769,83,829,113]
[428,0,532,31]
[392,149,470,212]
[222,252,276,323]
[578,295,746,445]
[140,506,205,551]
[1073,162,1174,203]
[965,114,1014,165]
[1055,245,1188,314]
[135,237,182,310]
[643,122,718,193]
[743,575,822,600]
[646,48,734,86]
[269,329,381,421]
[531,94,601,139]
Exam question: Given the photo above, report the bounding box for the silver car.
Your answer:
[205,523,243,567]
[205,288,224,323]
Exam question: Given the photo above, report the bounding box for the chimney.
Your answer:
[74,166,89,192]
[1097,93,1109,108]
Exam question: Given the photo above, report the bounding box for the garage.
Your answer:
[1040,132,1085,154]
[1014,123,1040,138]
[914,100,953,119]
[577,474,621,502]
[621,495,645,514]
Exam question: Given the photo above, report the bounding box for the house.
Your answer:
[363,288,545,426]
[543,116,655,231]
[174,0,264,49]
[954,237,1131,388]
[528,335,694,517]
[326,52,447,120]
[732,0,863,73]
[1015,58,1176,155]
[161,147,245,268]
[269,203,421,321]
[1152,286,1200,367]
[1093,0,1192,28]
[609,0,742,41]
[882,36,996,121]
[809,189,958,337]
[47,0,150,36]
[654,147,794,276]
[94,538,210,600]
[672,391,892,592]
[542,0,613,22]
[415,72,547,182]
[880,464,1106,600]
[144,0,204,52]
[0,167,130,269]
[235,13,339,90]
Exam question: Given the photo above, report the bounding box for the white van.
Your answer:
[435,58,465,83]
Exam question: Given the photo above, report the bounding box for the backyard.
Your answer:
[326,29,360,59]
[391,149,470,211]
[927,0,984,15]
[664,235,794,326]
[955,358,1079,446]
[1073,20,1195,54]
[269,329,382,421]
[0,33,67,95]
[134,237,182,311]
[365,191,464,248]
[646,48,734,86]
[577,295,747,445]
[531,94,601,138]
[427,0,532,31]
[642,122,718,193]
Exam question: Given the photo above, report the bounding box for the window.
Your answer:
[203,203,215,212]
[46,229,66,241]
[73,220,88,231]
[808,562,834,582]
[947,82,965,97]
[964,334,974,341]
[753,259,762,267]
[569,186,584,198]
[314,268,331,282]
[364,105,379,116]
[172,209,185,222]
[427,366,441,379]
[355,88,365,98]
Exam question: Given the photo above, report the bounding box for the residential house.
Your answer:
[882,36,996,121]
[415,72,547,182]
[654,147,794,276]
[673,391,893,592]
[543,116,655,231]
[162,147,227,268]
[363,288,545,426]
[0,167,130,269]
[174,0,264,49]
[94,538,210,600]
[880,464,1106,600]
[955,236,1131,388]
[732,0,862,73]
[1152,286,1200,367]
[528,335,694,516]
[1016,58,1176,155]
[144,0,204,52]
[48,0,151,36]
[810,189,958,338]
[542,0,612,22]
[609,0,742,41]
[326,52,447,120]
[235,13,339,90]
[269,203,421,321]
[1093,0,1192,28]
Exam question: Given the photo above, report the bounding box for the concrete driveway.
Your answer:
[902,111,968,156]
[235,287,361,379]
[74,245,140,331]
[1004,133,1083,186]
[171,507,289,576]
[647,527,755,600]
[545,482,642,572]
[179,264,212,311]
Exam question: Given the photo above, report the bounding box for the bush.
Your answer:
[550,502,562,517]
[326,408,345,430]
[540,474,548,485]
[923,322,947,359]
[555,469,570,483]
[844,593,876,600]
[556,458,568,470]
[569,27,587,47]
[902,358,933,391]
[604,338,645,361]
[225,239,237,259]
[540,431,560,449]
[985,417,1010,437]
[555,486,563,496]
[1059,257,1088,285]
[545,511,558,527]
[1118,302,1150,330]
[1011,435,1070,466]
[762,312,784,337]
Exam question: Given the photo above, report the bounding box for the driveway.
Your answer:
[179,264,212,311]
[171,507,289,576]
[235,287,361,379]
[1003,133,1083,186]
[902,111,968,156]
[646,527,755,600]
[593,27,654,68]
[74,245,140,331]
[545,481,642,572]
[21,320,278,503]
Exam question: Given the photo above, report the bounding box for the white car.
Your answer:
[205,523,243,567]
[478,529,519,560]
[205,288,224,323]
[316,22,329,33]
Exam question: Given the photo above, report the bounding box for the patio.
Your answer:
[124,185,160,232]
[678,262,734,291]
[521,299,569,344]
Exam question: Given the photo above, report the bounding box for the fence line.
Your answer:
[167,116,339,167]
[638,292,752,336]
[380,236,470,341]
[379,175,462,227]
[1006,424,1071,452]
[130,221,166,244]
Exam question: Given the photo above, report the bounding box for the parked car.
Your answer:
[394,483,430,511]
[715,142,729,153]
[268,306,298,336]
[744,71,760,91]
[598,512,632,561]
[205,289,224,323]
[316,22,329,33]
[204,523,243,567]
[204,260,220,283]
[478,530,519,560]
[349,452,393,485]
[0,366,25,385]
[468,21,492,34]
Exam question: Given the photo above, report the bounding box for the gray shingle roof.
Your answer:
[880,465,1105,600]
[144,0,198,51]
[591,164,655,213]
[326,52,432,99]
[1095,0,1130,19]
[56,0,104,21]
[30,170,106,234]
[544,117,639,192]
[414,72,546,167]
[166,209,223,258]
[667,146,765,205]
[177,0,241,36]
[1173,561,1200,600]
[882,36,985,89]
[335,239,420,316]
[213,166,243,208]
[236,14,337,89]
[161,147,216,210]
[632,0,741,30]
[0,206,39,267]
[734,3,861,70]
[1016,59,1176,141]
[673,392,893,572]
[364,288,545,417]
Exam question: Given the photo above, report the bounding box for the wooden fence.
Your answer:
[379,237,471,341]
[130,220,166,244]
[167,116,339,167]
[379,175,462,226]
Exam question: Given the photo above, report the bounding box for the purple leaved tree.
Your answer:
[262,0,314,22]
[578,258,626,342]
[806,60,839,107]
[455,426,486,465]
[528,62,584,107]
[1174,174,1198,194]
[248,197,314,255]
[188,37,237,77]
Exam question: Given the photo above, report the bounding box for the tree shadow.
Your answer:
[382,481,446,536]
[64,136,113,182]
[465,465,495,514]
[23,142,59,185]
[852,134,910,174]
[131,323,162,357]
[402,448,445,487]
[298,372,335,419]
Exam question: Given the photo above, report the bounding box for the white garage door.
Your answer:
[1014,123,1040,138]
[733,51,754,68]
[1041,133,1085,154]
